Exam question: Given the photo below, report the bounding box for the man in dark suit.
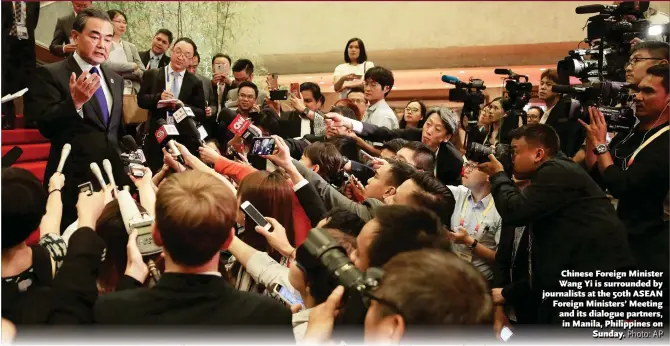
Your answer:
[138,37,205,172]
[1,1,40,129]
[49,1,91,58]
[188,51,218,137]
[26,9,129,231]
[138,28,172,70]
[478,124,635,325]
[94,171,294,336]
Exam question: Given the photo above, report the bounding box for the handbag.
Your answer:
[123,93,148,124]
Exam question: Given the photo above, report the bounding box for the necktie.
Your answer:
[151,56,159,69]
[171,71,180,97]
[9,2,23,37]
[89,67,109,126]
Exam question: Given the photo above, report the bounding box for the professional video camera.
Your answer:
[558,2,650,82]
[495,68,533,121]
[442,75,486,147]
[552,81,636,132]
[296,228,383,307]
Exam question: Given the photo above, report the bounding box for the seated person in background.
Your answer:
[395,141,436,172]
[225,59,268,109]
[347,87,368,119]
[328,106,464,186]
[361,66,399,131]
[446,160,502,285]
[379,138,408,159]
[526,106,544,125]
[94,171,293,332]
[399,99,427,129]
[304,249,492,344]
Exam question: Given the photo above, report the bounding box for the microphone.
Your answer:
[1,146,23,168]
[167,139,184,164]
[441,75,486,90]
[154,119,181,162]
[118,189,162,256]
[56,143,71,173]
[174,106,205,146]
[102,159,117,196]
[90,162,107,190]
[575,4,607,14]
[441,75,463,86]
[120,135,147,177]
[227,114,252,137]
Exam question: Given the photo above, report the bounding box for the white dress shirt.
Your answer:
[165,64,185,98]
[73,52,113,119]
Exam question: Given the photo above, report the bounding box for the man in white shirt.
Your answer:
[362,66,399,131]
[26,8,127,232]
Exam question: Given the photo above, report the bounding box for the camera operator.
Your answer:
[625,41,669,86]
[537,69,586,158]
[477,124,635,324]
[580,64,669,290]
[303,249,492,344]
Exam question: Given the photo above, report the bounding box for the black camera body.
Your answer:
[444,76,487,149]
[467,142,513,175]
[496,69,533,121]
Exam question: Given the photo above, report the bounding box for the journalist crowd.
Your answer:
[2,1,669,344]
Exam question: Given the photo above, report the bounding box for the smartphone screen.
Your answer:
[273,284,304,306]
[500,326,513,341]
[359,149,375,162]
[250,137,275,156]
[240,201,271,232]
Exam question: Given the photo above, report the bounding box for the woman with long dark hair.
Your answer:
[399,99,427,129]
[333,37,374,99]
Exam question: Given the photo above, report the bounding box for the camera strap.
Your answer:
[626,125,669,169]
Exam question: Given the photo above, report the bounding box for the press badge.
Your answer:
[16,25,28,40]
[456,249,473,262]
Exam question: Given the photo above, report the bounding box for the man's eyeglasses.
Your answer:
[364,291,406,320]
[363,81,380,88]
[173,49,193,59]
[463,162,478,172]
[625,57,664,67]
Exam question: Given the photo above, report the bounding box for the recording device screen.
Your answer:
[272,284,304,306]
[78,182,93,196]
[250,137,275,156]
[240,201,271,232]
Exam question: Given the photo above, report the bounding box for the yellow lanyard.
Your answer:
[459,194,495,233]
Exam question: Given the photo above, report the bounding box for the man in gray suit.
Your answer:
[49,1,92,58]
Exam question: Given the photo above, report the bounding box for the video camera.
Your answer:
[296,228,383,307]
[442,75,487,148]
[559,2,650,82]
[495,68,533,122]
[552,81,636,132]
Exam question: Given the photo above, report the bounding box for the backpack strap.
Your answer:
[30,245,54,286]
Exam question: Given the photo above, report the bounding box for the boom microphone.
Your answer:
[102,159,117,196]
[575,4,607,14]
[441,75,487,90]
[441,75,462,85]
[90,162,107,189]
[56,143,71,173]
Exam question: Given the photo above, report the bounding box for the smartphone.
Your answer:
[269,89,288,101]
[269,73,279,90]
[290,82,300,97]
[359,149,375,162]
[78,181,94,196]
[240,201,272,232]
[270,283,304,307]
[249,137,275,156]
[214,63,225,74]
[500,326,513,341]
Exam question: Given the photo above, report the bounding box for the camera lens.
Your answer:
[467,142,493,164]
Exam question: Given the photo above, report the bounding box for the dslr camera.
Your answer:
[467,142,513,175]
[296,228,383,307]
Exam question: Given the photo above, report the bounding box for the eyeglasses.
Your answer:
[363,81,380,88]
[405,107,420,113]
[173,49,193,59]
[625,57,664,67]
[463,162,478,172]
[364,291,406,320]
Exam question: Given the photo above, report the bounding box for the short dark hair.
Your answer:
[2,168,46,249]
[646,63,669,93]
[155,171,238,266]
[73,8,111,33]
[107,9,127,23]
[326,135,359,162]
[364,66,394,97]
[376,249,493,326]
[332,99,361,120]
[382,138,408,154]
[212,53,232,66]
[322,208,366,237]
[344,37,368,64]
[155,28,174,45]
[528,106,545,117]
[406,172,456,227]
[509,124,561,157]
[385,159,416,187]
[303,142,344,182]
[232,59,254,75]
[368,205,452,268]
[632,41,670,61]
[330,105,357,121]
[237,81,258,99]
[300,82,323,103]
[540,69,560,84]
[347,87,365,96]
[173,37,197,54]
[399,99,428,129]
[193,51,201,63]
[426,106,458,135]
[401,141,436,172]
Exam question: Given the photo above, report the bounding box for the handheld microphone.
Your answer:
[102,159,117,196]
[242,124,262,142]
[118,189,162,256]
[227,114,252,137]
[148,259,161,282]
[56,143,72,173]
[441,75,463,86]
[154,118,180,147]
[120,135,147,177]
[167,139,184,164]
[174,106,205,146]
[90,162,107,190]
[1,146,23,168]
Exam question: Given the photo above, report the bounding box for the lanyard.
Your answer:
[13,2,26,26]
[626,125,669,168]
[459,194,495,233]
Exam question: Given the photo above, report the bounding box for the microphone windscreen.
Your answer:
[441,75,460,84]
[156,118,167,126]
[1,146,23,168]
[575,4,605,14]
[552,85,574,94]
[121,135,139,151]
[494,68,511,75]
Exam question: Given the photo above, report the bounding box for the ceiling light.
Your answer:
[305,76,313,79]
[459,71,465,74]
[319,81,324,84]
[540,68,547,71]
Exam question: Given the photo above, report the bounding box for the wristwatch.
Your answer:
[302,107,310,117]
[593,143,609,156]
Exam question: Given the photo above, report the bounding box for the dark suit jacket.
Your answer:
[279,110,314,138]
[356,123,463,185]
[1,1,40,43]
[137,67,206,172]
[295,181,328,227]
[138,50,170,70]
[25,56,128,228]
[94,273,294,332]
[545,97,586,158]
[3,228,106,325]
[489,153,635,293]
[49,12,75,58]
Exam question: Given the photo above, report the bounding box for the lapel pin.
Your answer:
[111,79,114,84]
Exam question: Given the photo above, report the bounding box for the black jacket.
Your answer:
[94,273,294,335]
[48,12,74,58]
[138,50,170,70]
[137,67,206,172]
[355,123,463,185]
[545,97,586,158]
[489,153,635,292]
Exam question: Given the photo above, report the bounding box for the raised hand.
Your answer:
[199,145,222,165]
[48,172,65,193]
[70,71,101,110]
